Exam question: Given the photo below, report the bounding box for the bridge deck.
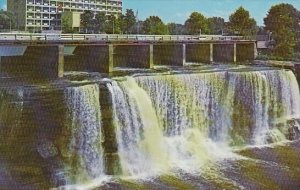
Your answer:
[0,33,256,45]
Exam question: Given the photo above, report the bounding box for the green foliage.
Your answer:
[228,7,257,36]
[104,15,121,34]
[61,12,73,33]
[264,3,300,57]
[95,12,106,33]
[0,10,15,30]
[121,9,136,34]
[81,10,94,33]
[184,12,210,35]
[207,17,225,35]
[142,16,169,35]
[167,23,186,35]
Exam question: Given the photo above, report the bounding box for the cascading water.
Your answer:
[107,78,169,176]
[108,69,300,177]
[136,69,300,146]
[59,84,104,184]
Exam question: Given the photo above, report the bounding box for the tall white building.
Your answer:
[7,0,122,32]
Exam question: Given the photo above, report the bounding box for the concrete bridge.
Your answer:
[0,34,257,80]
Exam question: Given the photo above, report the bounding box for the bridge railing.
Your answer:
[0,33,255,41]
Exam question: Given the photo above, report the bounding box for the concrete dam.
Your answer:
[0,39,300,189]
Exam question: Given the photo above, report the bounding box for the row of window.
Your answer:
[27,1,122,7]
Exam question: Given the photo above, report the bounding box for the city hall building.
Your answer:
[7,0,122,32]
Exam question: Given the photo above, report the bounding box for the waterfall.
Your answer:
[59,84,104,184]
[107,78,169,176]
[108,69,300,177]
[137,70,300,146]
[108,76,235,176]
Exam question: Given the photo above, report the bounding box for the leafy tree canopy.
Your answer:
[121,9,136,34]
[264,3,300,57]
[228,6,257,36]
[167,23,186,35]
[81,10,94,33]
[142,16,169,35]
[185,12,210,35]
[0,10,16,30]
[207,17,225,35]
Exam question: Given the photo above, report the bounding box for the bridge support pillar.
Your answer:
[210,43,214,63]
[0,45,64,80]
[234,43,237,63]
[186,43,211,63]
[183,44,186,64]
[109,44,114,72]
[149,44,154,69]
[154,44,185,66]
[113,44,153,69]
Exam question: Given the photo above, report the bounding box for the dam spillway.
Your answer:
[0,65,300,189]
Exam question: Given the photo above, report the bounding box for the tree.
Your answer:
[104,15,121,34]
[81,10,94,33]
[0,10,15,31]
[167,23,186,35]
[95,12,106,33]
[227,7,257,36]
[61,12,73,33]
[207,17,225,35]
[121,9,136,34]
[184,12,209,35]
[264,3,300,57]
[142,16,169,35]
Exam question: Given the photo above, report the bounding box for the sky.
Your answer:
[1,0,300,26]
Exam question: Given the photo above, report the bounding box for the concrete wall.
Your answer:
[65,45,113,73]
[236,43,255,62]
[154,44,185,66]
[0,45,64,80]
[213,43,234,63]
[186,43,212,63]
[113,44,153,69]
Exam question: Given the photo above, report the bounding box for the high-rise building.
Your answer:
[7,0,122,32]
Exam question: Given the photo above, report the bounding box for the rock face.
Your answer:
[0,79,123,189]
[287,119,300,140]
[99,83,122,175]
[0,85,66,189]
